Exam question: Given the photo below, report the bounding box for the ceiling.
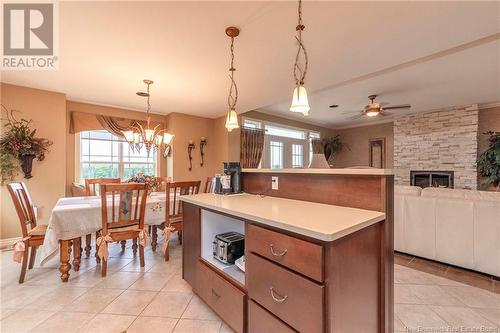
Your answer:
[1,1,499,128]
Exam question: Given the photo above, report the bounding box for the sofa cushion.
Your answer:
[421,187,500,202]
[435,199,474,270]
[395,185,422,196]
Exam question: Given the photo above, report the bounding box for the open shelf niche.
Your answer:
[200,209,245,286]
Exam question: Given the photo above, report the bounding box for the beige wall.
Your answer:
[1,84,67,239]
[65,101,167,195]
[332,122,394,168]
[166,113,219,186]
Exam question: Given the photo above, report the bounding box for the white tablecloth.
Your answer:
[39,193,169,265]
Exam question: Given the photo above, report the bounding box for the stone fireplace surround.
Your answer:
[394,106,479,190]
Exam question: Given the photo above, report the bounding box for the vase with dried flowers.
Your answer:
[0,105,53,183]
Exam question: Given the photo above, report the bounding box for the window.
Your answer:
[265,124,306,139]
[292,144,304,168]
[270,141,283,169]
[242,118,262,129]
[78,130,157,182]
[309,131,321,162]
[242,117,320,169]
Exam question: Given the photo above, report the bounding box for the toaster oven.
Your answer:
[212,232,244,264]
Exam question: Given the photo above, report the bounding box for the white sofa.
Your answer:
[394,185,500,277]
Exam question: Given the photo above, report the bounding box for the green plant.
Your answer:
[322,135,343,162]
[477,131,500,191]
[0,105,53,184]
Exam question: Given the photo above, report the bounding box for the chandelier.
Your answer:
[289,0,310,116]
[123,80,174,156]
[224,26,240,132]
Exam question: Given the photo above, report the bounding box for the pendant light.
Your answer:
[224,26,240,132]
[123,80,174,157]
[289,0,310,116]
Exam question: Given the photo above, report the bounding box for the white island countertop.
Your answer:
[180,193,385,242]
[242,168,393,175]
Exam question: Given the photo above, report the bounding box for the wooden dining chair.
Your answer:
[97,183,148,277]
[83,178,121,258]
[152,180,201,260]
[84,178,121,196]
[7,182,47,283]
[203,176,215,193]
[155,176,172,192]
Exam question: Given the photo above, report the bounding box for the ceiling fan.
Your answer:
[346,95,411,119]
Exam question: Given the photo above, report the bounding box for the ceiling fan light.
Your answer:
[366,110,379,117]
[290,85,310,115]
[123,130,135,143]
[163,133,174,145]
[225,109,239,132]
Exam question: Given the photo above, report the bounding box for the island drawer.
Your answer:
[248,300,297,333]
[246,224,324,282]
[196,262,245,333]
[247,253,324,333]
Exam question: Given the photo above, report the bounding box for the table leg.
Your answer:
[152,226,158,251]
[120,240,126,251]
[73,238,81,271]
[85,234,91,258]
[59,240,71,282]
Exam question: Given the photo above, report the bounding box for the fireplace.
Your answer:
[410,171,454,188]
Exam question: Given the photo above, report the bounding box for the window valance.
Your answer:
[69,111,164,138]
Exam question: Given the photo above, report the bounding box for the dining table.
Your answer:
[39,192,170,282]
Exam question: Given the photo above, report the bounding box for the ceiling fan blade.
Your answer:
[381,104,411,110]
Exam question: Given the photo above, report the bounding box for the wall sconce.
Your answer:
[187,140,196,171]
[163,133,174,157]
[199,137,207,167]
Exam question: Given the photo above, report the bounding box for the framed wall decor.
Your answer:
[369,138,386,168]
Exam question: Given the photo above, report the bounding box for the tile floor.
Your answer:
[0,239,498,333]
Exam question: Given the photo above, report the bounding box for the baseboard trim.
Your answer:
[0,237,21,250]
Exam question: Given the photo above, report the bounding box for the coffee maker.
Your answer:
[214,162,242,194]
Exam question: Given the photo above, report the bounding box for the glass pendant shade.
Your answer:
[123,130,134,143]
[144,129,155,142]
[290,85,310,115]
[163,133,174,145]
[133,132,141,144]
[155,135,163,146]
[225,109,239,132]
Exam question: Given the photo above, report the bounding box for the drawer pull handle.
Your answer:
[269,244,287,257]
[269,287,288,303]
[211,289,220,299]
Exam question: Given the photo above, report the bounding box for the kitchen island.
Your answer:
[180,169,394,333]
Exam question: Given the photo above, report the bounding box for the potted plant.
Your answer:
[0,106,53,183]
[477,131,500,191]
[309,135,344,168]
[323,135,343,163]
